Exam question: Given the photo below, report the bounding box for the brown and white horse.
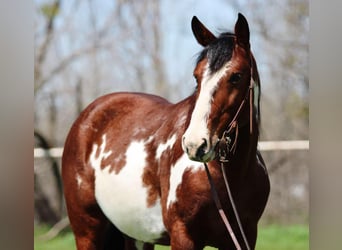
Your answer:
[62,13,270,250]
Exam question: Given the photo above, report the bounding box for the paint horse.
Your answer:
[62,13,270,250]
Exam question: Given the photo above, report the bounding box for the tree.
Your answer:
[34,0,169,223]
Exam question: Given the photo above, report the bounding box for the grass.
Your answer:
[34,225,76,250]
[255,224,309,250]
[34,224,308,250]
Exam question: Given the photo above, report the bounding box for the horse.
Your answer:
[62,13,270,250]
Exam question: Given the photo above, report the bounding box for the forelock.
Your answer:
[196,32,235,74]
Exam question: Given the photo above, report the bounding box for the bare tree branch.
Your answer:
[37,217,69,241]
[34,42,113,93]
[35,0,61,90]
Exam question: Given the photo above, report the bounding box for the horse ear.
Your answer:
[234,13,250,49]
[191,16,217,47]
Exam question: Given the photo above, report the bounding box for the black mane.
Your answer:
[196,32,235,73]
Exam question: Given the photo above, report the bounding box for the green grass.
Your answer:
[255,224,309,250]
[34,224,308,250]
[34,225,76,250]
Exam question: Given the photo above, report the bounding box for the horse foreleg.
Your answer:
[71,213,113,250]
[68,207,127,250]
[169,220,201,250]
[63,168,125,249]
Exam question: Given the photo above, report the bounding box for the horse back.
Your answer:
[63,92,170,164]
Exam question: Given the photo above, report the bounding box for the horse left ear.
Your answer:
[234,13,250,50]
[191,16,217,47]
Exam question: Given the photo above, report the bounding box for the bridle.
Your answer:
[204,56,256,250]
[218,74,255,159]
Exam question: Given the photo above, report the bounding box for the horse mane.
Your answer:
[250,52,261,131]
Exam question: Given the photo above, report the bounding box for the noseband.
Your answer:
[204,58,256,250]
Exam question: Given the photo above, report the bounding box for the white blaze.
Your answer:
[182,62,231,156]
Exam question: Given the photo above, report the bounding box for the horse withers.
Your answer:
[62,13,270,250]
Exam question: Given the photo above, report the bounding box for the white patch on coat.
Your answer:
[182,62,231,156]
[175,113,187,128]
[89,136,166,243]
[167,153,204,208]
[89,134,112,167]
[156,134,177,159]
[76,174,82,188]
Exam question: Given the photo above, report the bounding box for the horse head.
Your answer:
[182,13,258,162]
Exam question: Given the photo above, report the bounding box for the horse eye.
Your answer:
[229,73,242,84]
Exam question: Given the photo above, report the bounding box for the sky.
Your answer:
[161,0,238,89]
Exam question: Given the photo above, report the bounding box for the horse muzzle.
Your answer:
[182,136,216,162]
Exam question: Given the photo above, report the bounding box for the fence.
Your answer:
[34,140,309,226]
[34,140,309,158]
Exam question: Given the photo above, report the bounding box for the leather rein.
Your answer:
[203,63,256,250]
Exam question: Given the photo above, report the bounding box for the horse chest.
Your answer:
[87,133,206,243]
[89,135,166,243]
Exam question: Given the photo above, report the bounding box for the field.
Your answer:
[34,224,308,250]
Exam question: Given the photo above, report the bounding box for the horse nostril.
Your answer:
[196,138,208,158]
[202,138,208,148]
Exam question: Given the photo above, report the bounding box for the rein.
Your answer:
[203,62,255,250]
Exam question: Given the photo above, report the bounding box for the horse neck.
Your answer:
[151,96,194,165]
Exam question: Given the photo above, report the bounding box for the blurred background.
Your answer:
[34,0,308,248]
